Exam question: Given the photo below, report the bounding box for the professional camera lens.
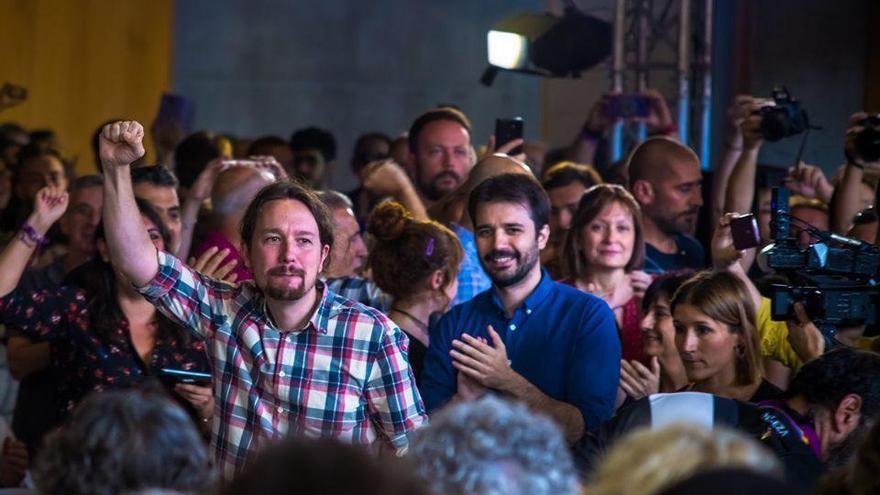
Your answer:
[760,108,794,142]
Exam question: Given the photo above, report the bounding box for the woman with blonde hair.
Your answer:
[588,424,782,495]
[671,270,781,402]
[367,201,464,381]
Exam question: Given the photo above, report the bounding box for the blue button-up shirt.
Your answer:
[421,270,621,430]
[451,224,492,307]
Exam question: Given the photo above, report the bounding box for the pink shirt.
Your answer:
[192,231,253,282]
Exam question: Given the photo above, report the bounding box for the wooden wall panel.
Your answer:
[0,0,173,173]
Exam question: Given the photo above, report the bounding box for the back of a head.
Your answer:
[367,201,463,300]
[657,468,798,495]
[409,396,580,495]
[174,131,222,189]
[430,153,531,225]
[221,436,426,495]
[787,347,880,422]
[211,165,274,218]
[34,389,213,495]
[626,137,700,190]
[317,189,354,212]
[588,424,782,495]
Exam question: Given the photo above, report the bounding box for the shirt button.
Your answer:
[526,309,532,315]
[277,406,284,413]
[509,324,517,331]
[279,371,286,378]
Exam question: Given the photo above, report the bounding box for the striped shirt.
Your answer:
[139,251,428,477]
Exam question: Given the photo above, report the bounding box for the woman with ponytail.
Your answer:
[367,201,463,381]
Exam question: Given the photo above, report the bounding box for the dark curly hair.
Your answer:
[367,201,463,301]
[33,389,214,495]
[787,347,880,425]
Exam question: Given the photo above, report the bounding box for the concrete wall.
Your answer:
[173,0,541,190]
[173,0,871,183]
[746,0,869,172]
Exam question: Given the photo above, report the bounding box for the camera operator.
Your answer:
[724,98,835,268]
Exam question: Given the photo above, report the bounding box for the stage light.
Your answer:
[482,8,612,86]
[487,30,529,70]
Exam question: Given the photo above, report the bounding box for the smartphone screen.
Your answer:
[730,214,761,250]
[604,95,651,119]
[495,117,524,155]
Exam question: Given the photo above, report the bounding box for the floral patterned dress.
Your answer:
[0,286,211,419]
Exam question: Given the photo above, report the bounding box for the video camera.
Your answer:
[759,187,880,345]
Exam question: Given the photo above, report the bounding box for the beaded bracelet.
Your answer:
[17,222,48,248]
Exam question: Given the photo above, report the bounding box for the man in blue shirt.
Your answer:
[421,173,621,443]
[627,137,706,272]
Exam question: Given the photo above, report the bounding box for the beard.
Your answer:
[481,243,540,288]
[653,207,700,236]
[825,421,871,470]
[264,266,309,301]
[418,170,461,202]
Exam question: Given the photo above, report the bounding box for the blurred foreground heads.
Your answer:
[409,396,581,495]
[33,389,213,495]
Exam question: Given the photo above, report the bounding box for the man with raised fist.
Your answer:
[98,121,427,477]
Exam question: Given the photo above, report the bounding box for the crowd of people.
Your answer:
[0,89,878,495]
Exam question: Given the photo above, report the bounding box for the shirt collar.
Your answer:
[489,268,554,315]
[257,281,333,334]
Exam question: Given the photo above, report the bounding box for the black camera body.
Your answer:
[761,187,880,339]
[854,115,880,163]
[758,87,810,142]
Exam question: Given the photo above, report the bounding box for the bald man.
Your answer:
[627,137,705,272]
[434,153,534,305]
[190,165,275,282]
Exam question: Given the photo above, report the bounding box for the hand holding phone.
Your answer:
[730,213,761,250]
[159,368,212,385]
[495,117,524,155]
[603,94,651,119]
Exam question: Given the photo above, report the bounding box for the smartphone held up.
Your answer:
[495,117,524,155]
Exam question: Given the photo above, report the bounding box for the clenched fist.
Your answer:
[99,120,146,169]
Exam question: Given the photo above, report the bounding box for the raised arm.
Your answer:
[724,109,764,216]
[359,159,428,221]
[0,187,68,298]
[832,112,877,233]
[712,95,754,229]
[99,121,158,286]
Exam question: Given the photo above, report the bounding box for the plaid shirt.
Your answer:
[325,276,393,312]
[139,251,428,477]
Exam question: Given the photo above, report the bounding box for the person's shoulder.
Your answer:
[325,289,394,331]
